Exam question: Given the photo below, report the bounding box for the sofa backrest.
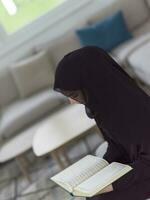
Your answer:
[35,31,81,70]
[35,20,86,70]
[88,0,150,31]
[0,68,19,107]
[47,31,82,69]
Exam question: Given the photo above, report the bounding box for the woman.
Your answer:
[53,46,150,200]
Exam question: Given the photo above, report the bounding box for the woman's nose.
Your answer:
[68,98,79,104]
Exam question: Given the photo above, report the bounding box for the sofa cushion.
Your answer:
[127,41,150,86]
[111,21,150,66]
[11,51,54,98]
[88,0,149,31]
[35,31,81,70]
[0,68,19,106]
[0,89,67,139]
[145,0,150,9]
[47,32,82,69]
[76,11,132,52]
[132,20,150,37]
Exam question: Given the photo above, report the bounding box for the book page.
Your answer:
[51,155,108,191]
[74,162,132,197]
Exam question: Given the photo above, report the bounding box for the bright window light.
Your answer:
[0,0,66,33]
[1,0,17,16]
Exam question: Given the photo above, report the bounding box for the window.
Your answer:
[0,0,67,34]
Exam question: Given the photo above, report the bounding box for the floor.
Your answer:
[0,131,103,200]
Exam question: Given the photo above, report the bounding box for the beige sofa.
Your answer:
[1,0,150,147]
[0,51,68,144]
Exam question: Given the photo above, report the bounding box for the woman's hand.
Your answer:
[98,184,113,194]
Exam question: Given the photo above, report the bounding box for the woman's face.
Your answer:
[60,90,86,105]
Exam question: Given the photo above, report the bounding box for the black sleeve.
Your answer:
[112,155,150,191]
[102,131,150,191]
[101,128,129,163]
[103,137,150,191]
[96,127,150,191]
[103,137,124,163]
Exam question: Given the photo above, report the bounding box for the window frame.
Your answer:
[0,0,92,58]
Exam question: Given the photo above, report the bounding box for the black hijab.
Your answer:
[53,46,150,197]
[54,46,150,141]
[54,46,150,155]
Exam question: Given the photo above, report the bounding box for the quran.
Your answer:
[51,155,132,197]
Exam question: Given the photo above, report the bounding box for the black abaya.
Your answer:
[53,46,150,200]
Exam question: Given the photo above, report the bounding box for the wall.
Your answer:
[0,0,114,68]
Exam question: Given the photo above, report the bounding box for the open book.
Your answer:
[51,155,133,197]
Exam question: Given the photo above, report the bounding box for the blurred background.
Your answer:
[0,0,150,199]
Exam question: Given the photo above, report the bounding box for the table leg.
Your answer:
[61,149,71,166]
[83,126,102,153]
[51,151,66,169]
[83,138,91,153]
[15,155,31,183]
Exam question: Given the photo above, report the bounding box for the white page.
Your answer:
[51,155,108,189]
[75,162,132,196]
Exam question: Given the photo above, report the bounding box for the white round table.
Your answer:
[32,104,99,169]
[0,125,38,182]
